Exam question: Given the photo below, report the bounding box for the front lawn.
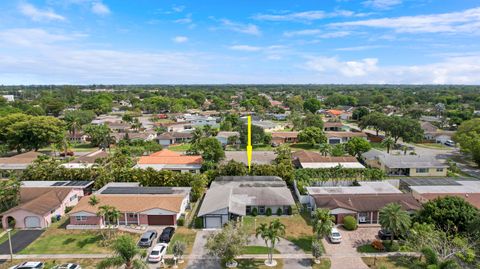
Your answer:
[413,143,450,150]
[243,212,314,252]
[19,221,139,254]
[362,256,422,269]
[227,259,284,269]
[168,143,191,152]
[166,227,197,255]
[312,258,331,269]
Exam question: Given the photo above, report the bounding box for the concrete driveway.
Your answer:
[186,230,221,269]
[0,230,44,254]
[322,226,380,269]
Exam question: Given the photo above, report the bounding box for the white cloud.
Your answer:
[363,0,402,10]
[0,28,75,47]
[173,36,188,43]
[219,19,261,36]
[304,54,480,84]
[330,7,480,34]
[91,1,111,15]
[335,45,385,51]
[284,29,350,38]
[229,45,262,52]
[19,3,65,22]
[172,5,185,13]
[254,9,369,22]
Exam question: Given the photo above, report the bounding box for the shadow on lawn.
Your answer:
[77,234,103,248]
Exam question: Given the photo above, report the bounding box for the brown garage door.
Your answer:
[147,215,175,225]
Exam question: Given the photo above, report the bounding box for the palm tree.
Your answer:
[88,195,99,206]
[203,125,213,137]
[312,208,334,240]
[97,205,121,240]
[318,143,332,156]
[381,137,395,153]
[255,219,286,266]
[96,235,147,269]
[191,127,204,145]
[379,203,411,244]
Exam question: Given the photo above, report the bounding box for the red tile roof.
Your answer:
[138,149,202,165]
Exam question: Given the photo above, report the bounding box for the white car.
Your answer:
[54,264,82,269]
[9,262,44,269]
[148,243,168,263]
[444,140,455,147]
[329,228,342,243]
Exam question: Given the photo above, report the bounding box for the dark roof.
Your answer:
[100,187,177,195]
[216,176,284,182]
[312,194,421,212]
[157,132,193,140]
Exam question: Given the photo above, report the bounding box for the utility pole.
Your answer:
[7,229,13,261]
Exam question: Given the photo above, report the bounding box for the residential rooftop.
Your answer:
[306,181,401,195]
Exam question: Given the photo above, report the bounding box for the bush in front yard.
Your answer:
[177,218,185,226]
[194,217,203,229]
[251,207,258,216]
[276,208,282,216]
[343,216,358,230]
[383,240,399,252]
[266,208,272,216]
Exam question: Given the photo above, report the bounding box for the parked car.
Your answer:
[53,264,81,269]
[329,228,342,244]
[444,140,455,147]
[378,229,407,240]
[158,227,176,243]
[9,262,44,269]
[138,230,158,247]
[147,243,169,263]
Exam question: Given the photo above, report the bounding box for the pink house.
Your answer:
[1,181,93,229]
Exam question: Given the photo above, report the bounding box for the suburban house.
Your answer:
[61,150,108,169]
[251,120,284,132]
[420,121,455,144]
[106,121,132,133]
[311,193,420,224]
[112,131,156,142]
[157,132,193,146]
[68,131,89,144]
[271,131,299,145]
[1,181,93,229]
[400,178,480,209]
[292,150,364,169]
[216,131,240,146]
[68,182,191,229]
[1,94,14,102]
[323,122,346,132]
[177,114,219,128]
[361,149,448,177]
[136,149,203,173]
[222,151,277,166]
[0,151,42,177]
[325,131,368,144]
[197,176,295,228]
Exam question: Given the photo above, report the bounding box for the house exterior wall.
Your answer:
[159,139,173,146]
[69,215,102,226]
[1,209,47,229]
[409,167,447,177]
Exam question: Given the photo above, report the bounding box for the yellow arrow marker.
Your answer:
[247,115,252,172]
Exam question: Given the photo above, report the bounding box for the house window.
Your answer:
[246,206,251,214]
[358,212,368,223]
[128,213,136,218]
[70,194,78,202]
[436,168,444,172]
[416,168,429,173]
[189,170,197,174]
[259,206,265,215]
[75,216,87,221]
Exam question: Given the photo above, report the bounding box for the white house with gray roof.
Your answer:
[362,149,447,177]
[197,176,295,228]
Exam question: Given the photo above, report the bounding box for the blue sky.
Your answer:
[1,0,480,84]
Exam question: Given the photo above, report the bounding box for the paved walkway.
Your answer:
[322,226,379,269]
[248,236,311,269]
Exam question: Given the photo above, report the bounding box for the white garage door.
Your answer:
[205,216,222,228]
[25,216,41,228]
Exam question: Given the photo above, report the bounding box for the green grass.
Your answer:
[0,229,17,245]
[312,258,331,269]
[362,256,422,269]
[371,142,386,150]
[252,144,274,151]
[226,259,284,269]
[413,143,450,150]
[166,227,197,255]
[243,213,314,252]
[242,246,280,254]
[168,143,191,152]
[357,244,381,253]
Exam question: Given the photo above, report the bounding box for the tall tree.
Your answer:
[454,118,480,166]
[256,219,286,266]
[312,208,334,240]
[298,127,327,147]
[381,136,395,153]
[345,137,372,158]
[206,221,248,266]
[379,203,411,244]
[96,235,147,269]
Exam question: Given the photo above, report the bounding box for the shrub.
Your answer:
[51,216,58,223]
[287,206,293,215]
[65,206,74,213]
[177,218,185,226]
[266,208,272,216]
[384,240,399,252]
[276,208,283,216]
[371,240,385,251]
[251,207,258,216]
[421,247,439,265]
[194,217,203,229]
[311,240,323,260]
[343,216,358,230]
